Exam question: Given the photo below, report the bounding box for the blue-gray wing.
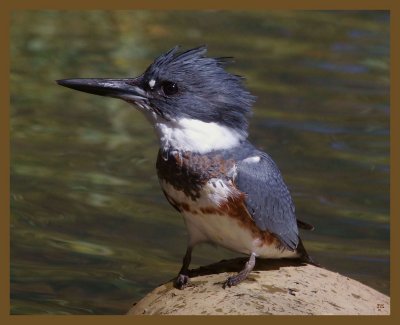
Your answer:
[235,153,299,250]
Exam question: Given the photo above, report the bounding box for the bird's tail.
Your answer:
[297,237,321,267]
[297,219,314,231]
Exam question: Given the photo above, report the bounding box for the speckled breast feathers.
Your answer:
[156,148,295,258]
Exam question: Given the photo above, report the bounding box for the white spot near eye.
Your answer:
[149,79,156,88]
[243,156,260,164]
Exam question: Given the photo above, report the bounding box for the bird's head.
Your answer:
[57,46,256,153]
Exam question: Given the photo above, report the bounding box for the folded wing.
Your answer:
[235,153,299,250]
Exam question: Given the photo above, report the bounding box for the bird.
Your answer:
[57,45,316,289]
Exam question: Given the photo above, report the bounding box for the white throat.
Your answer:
[154,118,245,153]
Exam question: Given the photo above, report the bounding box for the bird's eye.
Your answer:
[161,81,178,96]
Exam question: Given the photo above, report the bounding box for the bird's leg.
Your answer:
[174,246,192,289]
[223,252,256,289]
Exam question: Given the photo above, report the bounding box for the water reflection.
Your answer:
[11,10,389,314]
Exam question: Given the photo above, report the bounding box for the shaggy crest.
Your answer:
[143,46,256,135]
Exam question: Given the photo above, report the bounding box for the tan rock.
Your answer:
[127,258,390,315]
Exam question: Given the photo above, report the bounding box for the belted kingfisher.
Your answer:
[57,46,316,289]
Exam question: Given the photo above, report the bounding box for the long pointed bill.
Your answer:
[56,77,148,104]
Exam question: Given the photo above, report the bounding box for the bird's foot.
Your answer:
[174,274,190,290]
[222,252,256,289]
[222,272,248,289]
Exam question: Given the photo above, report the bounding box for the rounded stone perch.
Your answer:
[127,258,390,315]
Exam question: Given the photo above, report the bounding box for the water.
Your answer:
[10,10,390,314]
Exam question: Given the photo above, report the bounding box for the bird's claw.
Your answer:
[222,276,236,289]
[174,274,190,289]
